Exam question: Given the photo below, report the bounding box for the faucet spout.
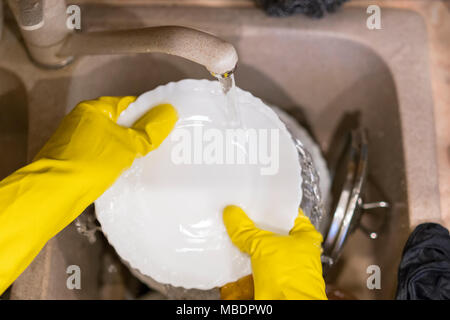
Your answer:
[8,1,238,75]
[58,26,238,76]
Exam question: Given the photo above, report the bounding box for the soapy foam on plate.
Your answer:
[95,79,302,289]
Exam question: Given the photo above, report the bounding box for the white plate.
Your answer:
[95,79,302,289]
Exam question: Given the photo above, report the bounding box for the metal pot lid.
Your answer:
[320,129,369,267]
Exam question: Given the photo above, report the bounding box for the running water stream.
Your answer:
[215,73,325,228]
[217,74,242,128]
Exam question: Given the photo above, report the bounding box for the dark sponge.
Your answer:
[256,0,348,18]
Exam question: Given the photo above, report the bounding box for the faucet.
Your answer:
[7,0,238,79]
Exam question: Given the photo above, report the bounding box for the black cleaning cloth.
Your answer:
[256,0,348,18]
[396,223,450,300]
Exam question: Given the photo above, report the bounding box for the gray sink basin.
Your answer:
[0,5,440,299]
[0,68,27,181]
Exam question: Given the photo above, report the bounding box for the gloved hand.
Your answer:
[0,97,177,294]
[222,205,327,300]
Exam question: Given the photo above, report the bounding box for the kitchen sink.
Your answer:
[0,5,440,299]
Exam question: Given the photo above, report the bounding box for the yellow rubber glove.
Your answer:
[223,205,327,300]
[0,96,178,294]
